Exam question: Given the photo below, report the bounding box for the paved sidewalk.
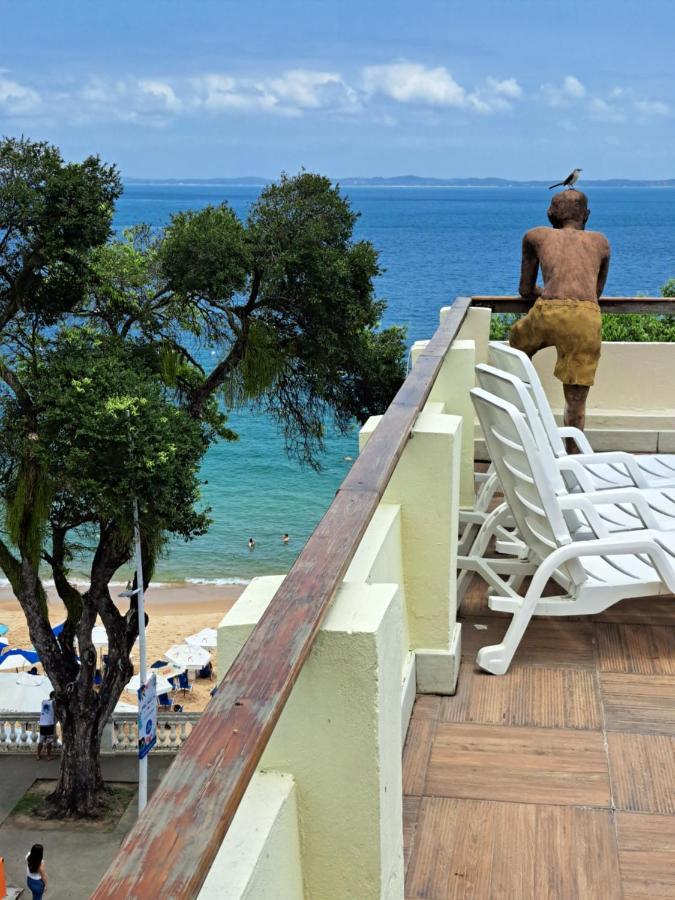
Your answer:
[0,754,173,899]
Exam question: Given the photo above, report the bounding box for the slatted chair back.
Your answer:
[488,342,567,456]
[470,387,587,587]
[475,363,585,532]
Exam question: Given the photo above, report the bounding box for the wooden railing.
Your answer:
[92,297,473,899]
[472,295,673,313]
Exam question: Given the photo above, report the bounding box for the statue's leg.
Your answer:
[563,383,590,453]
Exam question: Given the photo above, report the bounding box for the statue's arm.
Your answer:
[519,233,541,300]
[596,238,610,298]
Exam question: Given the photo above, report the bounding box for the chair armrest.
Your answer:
[555,457,596,492]
[563,451,650,488]
[539,530,675,595]
[557,426,593,453]
[558,488,662,531]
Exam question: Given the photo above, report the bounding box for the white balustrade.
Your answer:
[1,712,200,753]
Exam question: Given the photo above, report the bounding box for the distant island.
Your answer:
[124,175,675,188]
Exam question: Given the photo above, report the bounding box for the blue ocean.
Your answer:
[114,185,675,584]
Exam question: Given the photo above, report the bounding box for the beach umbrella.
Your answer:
[185,628,217,650]
[0,672,52,713]
[0,648,39,672]
[113,700,138,714]
[165,644,210,670]
[124,673,173,696]
[150,662,185,679]
[91,625,109,648]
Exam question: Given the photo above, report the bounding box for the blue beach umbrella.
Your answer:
[0,647,40,672]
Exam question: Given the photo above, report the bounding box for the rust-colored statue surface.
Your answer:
[510,189,611,446]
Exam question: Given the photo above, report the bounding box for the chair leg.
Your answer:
[457,502,512,606]
[457,468,499,556]
[476,560,550,675]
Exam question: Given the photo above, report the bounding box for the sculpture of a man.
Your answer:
[510,190,610,447]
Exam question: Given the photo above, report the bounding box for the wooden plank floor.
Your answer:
[403,572,675,899]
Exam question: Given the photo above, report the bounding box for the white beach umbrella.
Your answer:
[113,700,138,713]
[150,662,186,679]
[0,672,52,713]
[91,625,110,648]
[185,628,218,650]
[0,650,36,672]
[124,673,174,696]
[165,644,210,670]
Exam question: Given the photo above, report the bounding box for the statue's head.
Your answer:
[547,189,590,229]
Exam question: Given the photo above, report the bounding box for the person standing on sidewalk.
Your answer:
[26,844,48,898]
[36,692,56,761]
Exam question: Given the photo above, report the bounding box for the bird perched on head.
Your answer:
[549,168,581,190]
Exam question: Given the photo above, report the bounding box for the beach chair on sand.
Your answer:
[177,671,193,697]
[459,387,675,675]
[158,692,173,708]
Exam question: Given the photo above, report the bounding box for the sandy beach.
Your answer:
[0,582,247,713]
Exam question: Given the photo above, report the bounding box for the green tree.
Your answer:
[0,141,407,817]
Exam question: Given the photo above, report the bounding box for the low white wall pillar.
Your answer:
[360,409,462,695]
[218,576,405,900]
[199,772,303,900]
[446,304,492,365]
[411,339,476,508]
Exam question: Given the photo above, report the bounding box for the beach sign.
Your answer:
[137,672,157,760]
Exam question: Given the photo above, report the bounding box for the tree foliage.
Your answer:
[0,140,406,817]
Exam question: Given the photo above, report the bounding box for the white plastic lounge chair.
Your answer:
[488,342,675,488]
[459,387,675,675]
[475,363,675,534]
[457,339,675,555]
[457,362,675,601]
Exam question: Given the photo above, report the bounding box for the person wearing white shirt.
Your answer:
[37,692,56,761]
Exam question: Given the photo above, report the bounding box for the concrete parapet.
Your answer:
[198,772,303,900]
[359,407,462,695]
[218,577,405,900]
[411,338,476,507]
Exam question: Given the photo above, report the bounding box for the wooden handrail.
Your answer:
[92,297,472,899]
[472,295,675,314]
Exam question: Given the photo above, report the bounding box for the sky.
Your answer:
[1,0,674,180]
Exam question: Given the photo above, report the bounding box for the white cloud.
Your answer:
[363,63,467,107]
[138,80,182,113]
[588,88,670,124]
[486,77,522,99]
[191,74,281,114]
[362,64,521,114]
[73,77,184,126]
[468,77,524,113]
[191,69,358,117]
[634,98,670,117]
[589,97,626,123]
[0,75,41,115]
[267,69,357,110]
[562,76,585,98]
[540,75,586,107]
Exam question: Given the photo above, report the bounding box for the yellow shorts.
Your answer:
[509,298,602,387]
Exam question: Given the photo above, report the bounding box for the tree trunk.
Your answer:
[45,695,107,818]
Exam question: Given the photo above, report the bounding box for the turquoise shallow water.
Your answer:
[111,185,675,583]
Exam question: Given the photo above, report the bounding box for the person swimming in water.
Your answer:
[282,533,290,544]
[248,537,255,550]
